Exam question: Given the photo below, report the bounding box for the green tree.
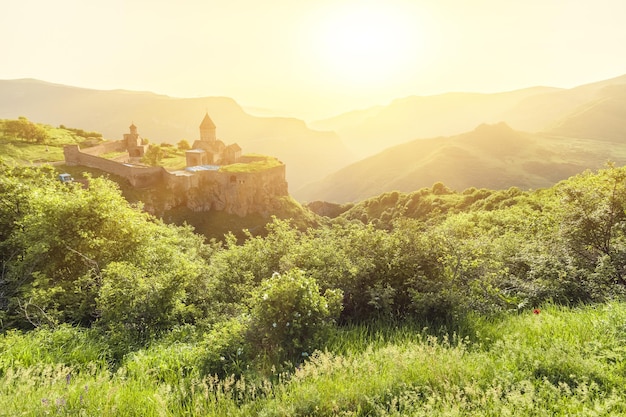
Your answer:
[0,166,208,329]
[3,117,48,143]
[177,139,191,151]
[559,165,626,290]
[142,144,164,166]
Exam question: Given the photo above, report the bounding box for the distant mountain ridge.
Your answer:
[295,122,626,203]
[310,73,626,158]
[0,79,351,189]
[309,87,561,158]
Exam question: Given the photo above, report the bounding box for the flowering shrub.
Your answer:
[247,268,343,362]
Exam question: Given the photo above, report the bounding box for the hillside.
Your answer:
[487,74,624,134]
[295,122,626,203]
[310,87,559,158]
[0,120,319,241]
[546,84,626,141]
[310,73,626,159]
[4,161,626,415]
[0,79,351,189]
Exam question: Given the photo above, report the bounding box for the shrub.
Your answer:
[247,269,343,363]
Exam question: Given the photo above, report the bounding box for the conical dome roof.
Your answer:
[200,112,216,129]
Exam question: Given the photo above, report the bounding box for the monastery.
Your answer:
[63,114,288,216]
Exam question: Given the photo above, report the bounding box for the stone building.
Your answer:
[186,113,242,167]
[63,113,288,217]
[123,123,148,158]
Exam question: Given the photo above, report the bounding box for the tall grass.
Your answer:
[2,303,626,416]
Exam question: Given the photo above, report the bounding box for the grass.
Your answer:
[0,141,66,164]
[2,302,626,415]
[219,156,283,174]
[159,152,186,170]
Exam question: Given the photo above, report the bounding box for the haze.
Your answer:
[2,0,626,120]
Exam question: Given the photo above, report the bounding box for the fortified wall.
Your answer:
[63,114,289,216]
[64,145,165,188]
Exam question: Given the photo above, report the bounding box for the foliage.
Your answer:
[7,149,626,415]
[247,269,343,362]
[0,164,208,337]
[2,116,48,143]
[177,139,191,151]
[558,166,626,287]
[142,144,164,166]
[0,119,104,165]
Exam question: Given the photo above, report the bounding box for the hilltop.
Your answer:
[0,79,351,189]
[0,117,319,241]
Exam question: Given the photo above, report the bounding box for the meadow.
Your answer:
[2,303,626,416]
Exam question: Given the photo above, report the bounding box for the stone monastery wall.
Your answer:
[64,145,165,188]
[79,141,126,156]
[63,144,289,216]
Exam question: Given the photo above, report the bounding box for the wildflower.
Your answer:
[262,293,268,301]
[272,322,277,328]
[533,308,541,315]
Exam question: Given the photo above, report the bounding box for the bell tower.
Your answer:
[199,112,216,142]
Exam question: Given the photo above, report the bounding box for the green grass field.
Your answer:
[219,156,283,173]
[2,302,625,416]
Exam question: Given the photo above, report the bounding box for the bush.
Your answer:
[247,269,343,363]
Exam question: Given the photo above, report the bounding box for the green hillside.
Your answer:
[5,119,626,415]
[547,84,626,141]
[0,117,103,164]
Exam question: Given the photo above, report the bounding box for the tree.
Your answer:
[177,139,191,151]
[559,165,626,286]
[142,144,164,166]
[0,166,208,329]
[3,117,48,143]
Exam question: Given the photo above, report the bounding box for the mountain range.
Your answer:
[2,74,626,203]
[309,73,626,159]
[297,73,626,202]
[296,122,626,203]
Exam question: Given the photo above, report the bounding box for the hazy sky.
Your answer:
[2,0,626,120]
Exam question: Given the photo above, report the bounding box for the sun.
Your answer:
[311,2,424,87]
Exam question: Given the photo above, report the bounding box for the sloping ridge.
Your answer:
[546,84,626,142]
[294,122,626,203]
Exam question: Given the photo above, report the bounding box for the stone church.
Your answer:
[185,113,242,167]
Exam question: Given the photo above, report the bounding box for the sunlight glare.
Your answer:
[313,2,424,86]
